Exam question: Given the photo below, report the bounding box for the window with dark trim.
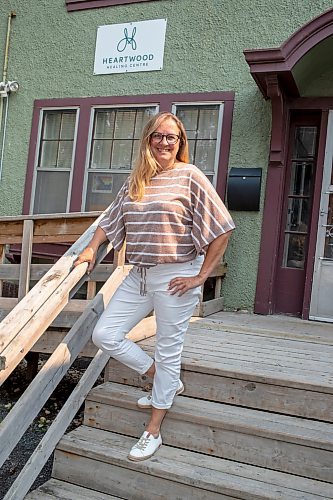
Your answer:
[23,92,235,215]
[65,0,155,12]
[32,109,78,214]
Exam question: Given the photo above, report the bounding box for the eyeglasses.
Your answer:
[150,132,180,145]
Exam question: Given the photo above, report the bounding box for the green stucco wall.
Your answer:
[1,0,332,311]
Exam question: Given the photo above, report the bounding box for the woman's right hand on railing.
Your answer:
[74,227,108,274]
[74,246,97,274]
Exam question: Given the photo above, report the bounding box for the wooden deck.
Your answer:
[25,312,333,499]
[105,312,333,421]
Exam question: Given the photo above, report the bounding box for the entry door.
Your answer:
[310,111,333,322]
[274,113,320,315]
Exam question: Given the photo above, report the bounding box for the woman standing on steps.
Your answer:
[74,112,235,461]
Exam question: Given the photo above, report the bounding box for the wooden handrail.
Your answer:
[0,210,110,375]
[0,212,100,244]
[0,212,157,499]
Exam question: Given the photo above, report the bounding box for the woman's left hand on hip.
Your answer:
[168,275,204,296]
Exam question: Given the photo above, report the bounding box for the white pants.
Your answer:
[92,255,203,409]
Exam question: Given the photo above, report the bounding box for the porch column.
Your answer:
[254,75,288,314]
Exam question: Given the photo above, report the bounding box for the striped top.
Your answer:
[99,164,235,266]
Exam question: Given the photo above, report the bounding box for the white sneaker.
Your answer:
[137,380,184,408]
[128,431,162,461]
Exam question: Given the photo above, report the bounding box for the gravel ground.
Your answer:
[0,356,101,499]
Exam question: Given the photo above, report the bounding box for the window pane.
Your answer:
[40,141,58,168]
[43,113,61,140]
[86,106,156,211]
[58,141,74,168]
[132,140,140,167]
[176,108,198,140]
[194,139,216,173]
[33,171,70,214]
[95,111,115,139]
[60,113,76,140]
[91,140,112,169]
[187,139,195,164]
[134,108,155,138]
[176,105,220,177]
[197,108,218,139]
[114,110,136,139]
[85,172,128,211]
[112,139,132,169]
[40,110,76,170]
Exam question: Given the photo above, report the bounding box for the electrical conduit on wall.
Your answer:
[0,12,17,182]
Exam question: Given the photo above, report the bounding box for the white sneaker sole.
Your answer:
[127,442,162,461]
[137,384,184,409]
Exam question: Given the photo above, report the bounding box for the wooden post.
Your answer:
[113,242,126,271]
[18,219,34,301]
[17,220,38,379]
[0,245,5,297]
[214,276,222,299]
[86,281,97,300]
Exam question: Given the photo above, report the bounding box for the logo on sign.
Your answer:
[117,27,137,52]
[94,19,167,74]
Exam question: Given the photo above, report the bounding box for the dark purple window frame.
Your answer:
[65,0,156,12]
[23,91,235,214]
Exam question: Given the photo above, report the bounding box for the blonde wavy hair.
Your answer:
[129,112,189,201]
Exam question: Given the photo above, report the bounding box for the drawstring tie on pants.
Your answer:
[137,267,147,296]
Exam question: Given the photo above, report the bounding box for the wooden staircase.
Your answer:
[26,316,333,499]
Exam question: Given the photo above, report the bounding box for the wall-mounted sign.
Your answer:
[94,19,167,75]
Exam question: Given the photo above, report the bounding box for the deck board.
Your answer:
[200,312,333,345]
[54,427,333,499]
[134,317,333,393]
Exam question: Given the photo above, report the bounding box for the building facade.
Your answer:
[0,0,332,322]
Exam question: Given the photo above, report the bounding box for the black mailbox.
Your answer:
[227,167,262,211]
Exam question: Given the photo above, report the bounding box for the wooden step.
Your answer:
[84,382,333,483]
[105,327,333,422]
[53,426,333,500]
[25,478,119,499]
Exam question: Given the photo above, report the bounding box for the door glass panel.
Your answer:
[294,127,317,158]
[290,161,313,196]
[285,233,306,268]
[286,198,309,232]
[282,126,317,268]
[324,194,333,259]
